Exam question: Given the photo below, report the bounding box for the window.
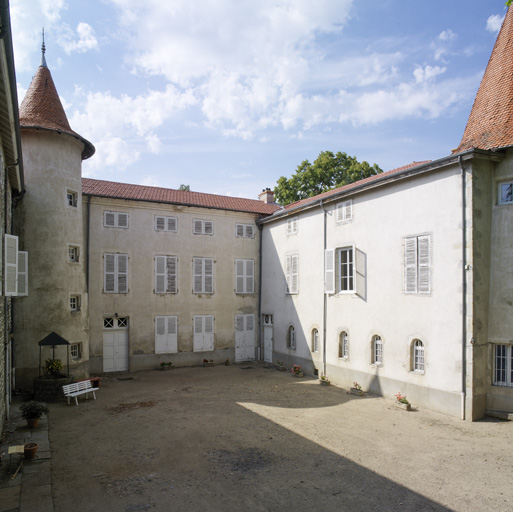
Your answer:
[67,190,78,207]
[193,315,214,352]
[325,246,366,296]
[193,257,214,294]
[412,339,425,372]
[339,331,349,358]
[235,259,254,294]
[104,211,129,229]
[104,317,128,329]
[287,325,296,350]
[155,216,177,232]
[287,217,298,235]
[498,181,513,205]
[235,223,255,238]
[71,343,82,359]
[155,255,177,294]
[5,234,18,296]
[312,328,319,352]
[68,246,80,263]
[336,200,353,223]
[285,254,299,294]
[405,235,431,294]
[70,295,81,312]
[104,317,114,328]
[372,335,383,365]
[493,345,513,387]
[104,253,128,293]
[155,316,178,354]
[193,219,214,235]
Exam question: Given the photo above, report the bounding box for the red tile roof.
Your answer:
[19,65,95,159]
[82,178,281,215]
[283,161,431,210]
[454,7,513,153]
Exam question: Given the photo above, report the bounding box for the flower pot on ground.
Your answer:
[160,361,174,370]
[395,392,411,411]
[350,382,364,395]
[275,361,286,371]
[19,401,49,428]
[202,359,215,367]
[24,443,38,460]
[320,375,331,386]
[291,364,303,377]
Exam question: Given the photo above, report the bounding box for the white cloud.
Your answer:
[413,65,447,84]
[60,22,98,54]
[438,29,456,42]
[486,14,504,34]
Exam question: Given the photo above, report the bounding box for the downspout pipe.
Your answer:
[257,221,263,361]
[319,200,327,377]
[458,155,467,421]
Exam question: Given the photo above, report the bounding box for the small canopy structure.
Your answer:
[38,331,70,377]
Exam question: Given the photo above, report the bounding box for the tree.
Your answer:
[507,1,512,7]
[274,151,383,206]
[179,184,190,191]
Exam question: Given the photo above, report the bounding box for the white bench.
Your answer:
[62,380,99,405]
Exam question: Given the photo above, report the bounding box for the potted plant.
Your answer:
[320,374,330,386]
[291,364,303,377]
[350,382,364,396]
[202,358,215,367]
[395,392,411,411]
[24,442,39,460]
[45,358,64,378]
[160,361,173,370]
[19,401,49,429]
[275,361,286,371]
[224,359,230,366]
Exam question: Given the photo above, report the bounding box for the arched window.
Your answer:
[312,328,319,352]
[288,325,296,350]
[412,339,424,372]
[372,335,383,365]
[339,331,349,358]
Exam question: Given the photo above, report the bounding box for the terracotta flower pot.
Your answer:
[26,418,39,429]
[24,443,38,460]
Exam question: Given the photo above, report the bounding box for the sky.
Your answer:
[8,0,510,200]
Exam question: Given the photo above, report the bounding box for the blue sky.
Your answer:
[9,0,509,199]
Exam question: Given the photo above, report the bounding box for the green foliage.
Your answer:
[45,358,63,376]
[274,151,383,206]
[507,1,512,7]
[179,184,190,191]
[20,401,49,420]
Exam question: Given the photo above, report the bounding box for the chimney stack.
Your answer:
[259,188,274,204]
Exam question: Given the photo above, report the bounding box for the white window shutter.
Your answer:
[167,316,178,352]
[355,248,366,299]
[235,260,245,293]
[193,315,203,351]
[155,256,166,293]
[336,204,343,222]
[193,220,202,234]
[204,258,213,293]
[235,315,244,332]
[291,255,299,293]
[344,200,353,220]
[117,254,128,293]
[155,216,165,231]
[236,224,244,237]
[204,221,214,235]
[104,212,115,227]
[325,249,335,293]
[193,258,203,293]
[285,255,291,293]
[5,235,18,296]
[246,260,254,294]
[17,251,28,297]
[117,213,128,228]
[104,254,116,292]
[246,314,254,333]
[167,217,177,232]
[245,225,254,238]
[204,315,214,350]
[418,235,431,294]
[405,237,418,294]
[167,256,177,293]
[155,316,167,353]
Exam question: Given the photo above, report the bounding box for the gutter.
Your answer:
[458,155,468,421]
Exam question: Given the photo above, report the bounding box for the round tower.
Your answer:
[14,37,95,386]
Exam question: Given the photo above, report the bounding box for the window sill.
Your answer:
[411,370,425,375]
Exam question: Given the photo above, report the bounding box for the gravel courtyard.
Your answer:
[48,364,513,512]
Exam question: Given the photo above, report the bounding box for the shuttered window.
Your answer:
[405,235,431,294]
[336,200,353,223]
[499,181,513,205]
[193,257,214,294]
[155,316,178,354]
[235,259,254,294]
[104,211,129,229]
[235,223,255,238]
[193,219,214,235]
[193,315,214,352]
[155,255,177,294]
[155,216,177,232]
[104,253,128,293]
[5,234,18,296]
[324,249,335,294]
[339,247,354,292]
[285,254,299,294]
[287,217,298,235]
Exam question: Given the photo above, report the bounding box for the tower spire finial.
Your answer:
[41,27,47,67]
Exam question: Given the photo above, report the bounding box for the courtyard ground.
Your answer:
[48,364,512,512]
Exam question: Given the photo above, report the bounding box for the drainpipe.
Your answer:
[257,222,263,361]
[319,200,327,377]
[459,155,467,421]
[86,195,91,292]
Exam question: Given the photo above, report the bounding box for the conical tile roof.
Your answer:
[454,7,513,153]
[19,60,95,160]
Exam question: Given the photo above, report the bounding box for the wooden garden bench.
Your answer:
[62,380,98,405]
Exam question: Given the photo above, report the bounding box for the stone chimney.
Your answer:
[259,188,274,204]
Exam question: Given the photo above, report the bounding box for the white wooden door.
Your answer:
[193,315,214,352]
[263,315,273,363]
[235,314,255,362]
[103,317,129,372]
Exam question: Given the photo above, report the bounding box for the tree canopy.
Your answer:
[273,151,383,206]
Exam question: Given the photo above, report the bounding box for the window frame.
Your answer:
[68,245,80,263]
[336,200,353,223]
[103,211,129,229]
[312,328,319,353]
[339,331,349,359]
[498,181,513,205]
[235,223,255,239]
[372,335,383,366]
[285,254,299,294]
[70,343,82,359]
[404,234,431,295]
[493,344,513,387]
[338,246,355,293]
[412,339,425,373]
[69,294,81,312]
[155,215,178,233]
[287,325,296,350]
[287,217,298,235]
[193,315,215,352]
[104,253,129,294]
[155,255,178,294]
[192,219,214,236]
[193,257,214,294]
[155,315,178,354]
[66,189,78,208]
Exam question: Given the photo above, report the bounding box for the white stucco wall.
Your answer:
[262,162,471,417]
